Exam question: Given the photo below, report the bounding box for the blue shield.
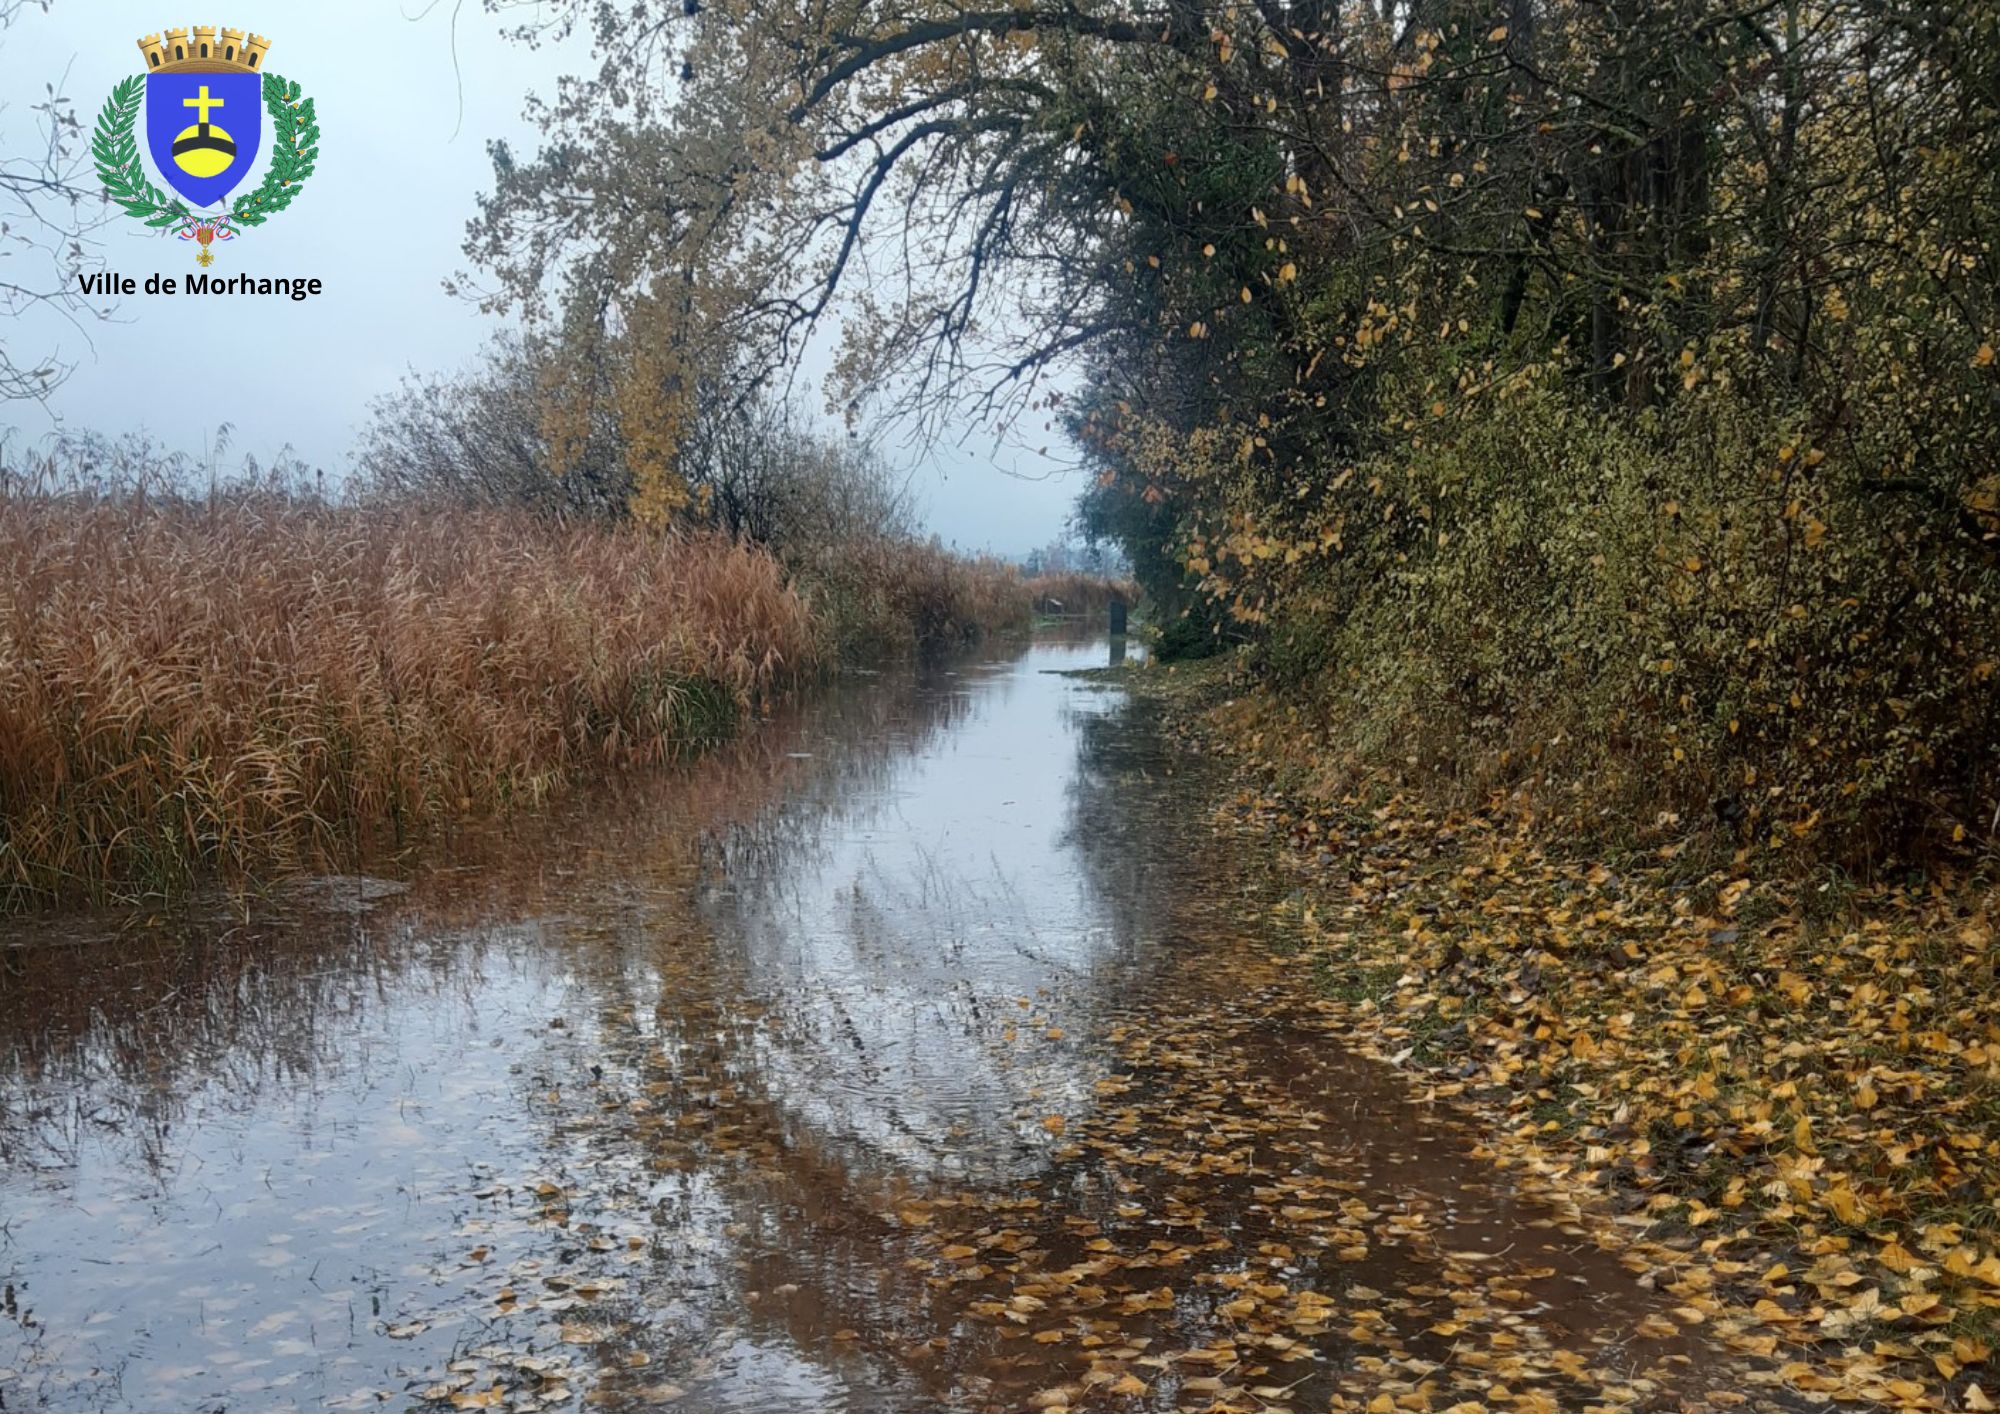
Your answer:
[146,72,263,208]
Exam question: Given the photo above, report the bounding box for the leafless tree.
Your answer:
[1,0,113,406]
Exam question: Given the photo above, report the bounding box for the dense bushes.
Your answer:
[1041,2,2000,869]
[1231,379,1999,861]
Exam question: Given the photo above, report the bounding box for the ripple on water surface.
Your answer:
[1,633,1795,1412]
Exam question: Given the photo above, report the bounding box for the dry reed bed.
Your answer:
[790,543,1137,655]
[1022,571,1136,619]
[792,537,1033,655]
[0,494,816,909]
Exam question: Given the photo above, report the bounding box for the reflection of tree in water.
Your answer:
[687,645,1150,1188]
[1055,694,1190,957]
[0,647,990,1187]
[517,882,1049,1411]
[513,647,1299,1413]
[0,914,455,1180]
[466,642,1150,1407]
[4,634,1174,1412]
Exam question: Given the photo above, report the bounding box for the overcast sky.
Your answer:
[0,1,1083,553]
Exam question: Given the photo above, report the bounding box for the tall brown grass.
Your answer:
[790,537,1029,657]
[1021,571,1135,620]
[0,489,816,910]
[791,542,1137,657]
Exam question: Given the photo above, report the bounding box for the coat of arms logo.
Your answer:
[91,27,318,266]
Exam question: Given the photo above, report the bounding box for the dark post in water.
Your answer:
[1108,596,1128,637]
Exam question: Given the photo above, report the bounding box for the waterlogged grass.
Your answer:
[792,539,1135,659]
[0,487,1136,913]
[0,493,818,912]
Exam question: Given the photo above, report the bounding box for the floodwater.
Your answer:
[0,634,1794,1412]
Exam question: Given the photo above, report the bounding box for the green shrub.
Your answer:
[1251,380,2000,864]
[1156,611,1228,663]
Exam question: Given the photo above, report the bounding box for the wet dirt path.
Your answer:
[0,635,1799,1411]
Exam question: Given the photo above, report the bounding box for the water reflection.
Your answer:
[0,636,1135,1410]
[0,633,1772,1413]
[0,646,981,1177]
[700,652,1151,1183]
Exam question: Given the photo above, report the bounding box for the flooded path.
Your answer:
[1,635,1795,1412]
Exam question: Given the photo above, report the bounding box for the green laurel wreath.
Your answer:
[91,71,318,233]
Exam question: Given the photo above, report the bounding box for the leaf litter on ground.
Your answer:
[399,667,1998,1414]
[1142,672,2000,1412]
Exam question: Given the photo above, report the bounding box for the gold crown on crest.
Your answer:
[136,26,271,74]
